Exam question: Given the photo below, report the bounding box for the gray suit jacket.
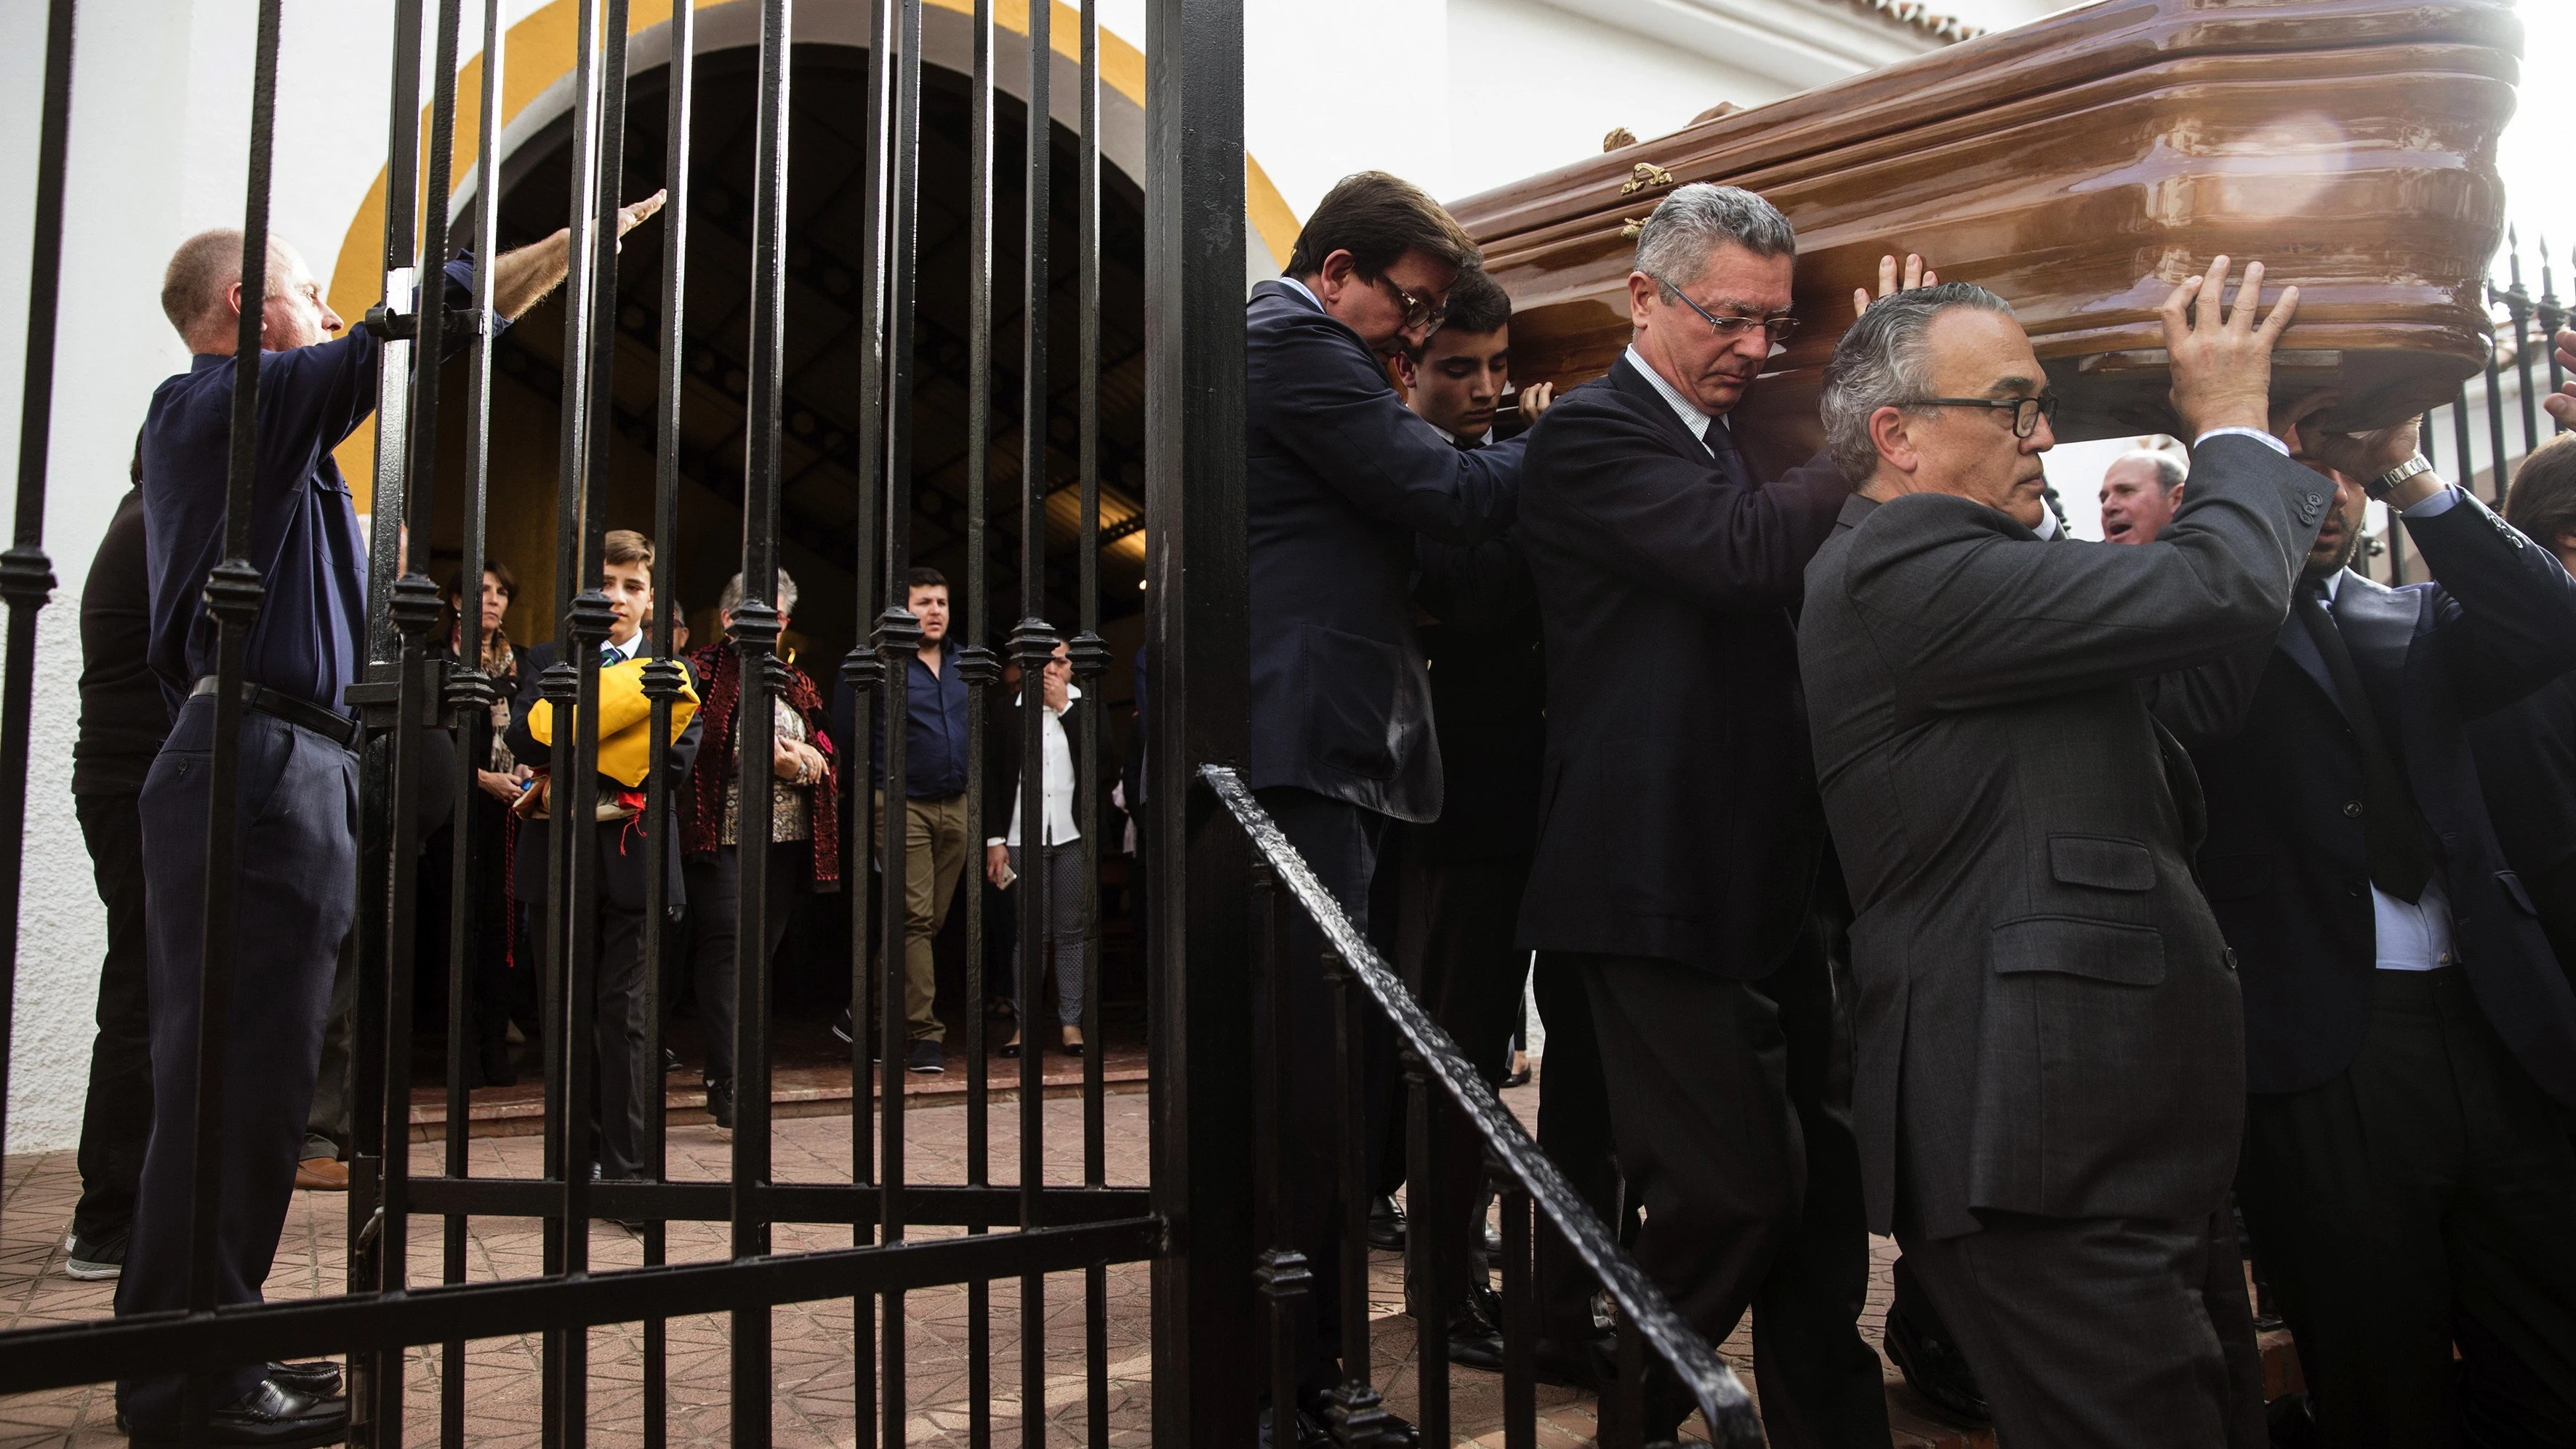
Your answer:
[1797,435,2330,1239]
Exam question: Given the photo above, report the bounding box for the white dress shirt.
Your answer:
[600,631,641,665]
[1280,275,1323,313]
[992,684,1083,849]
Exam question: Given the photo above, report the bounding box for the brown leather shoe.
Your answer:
[294,1157,348,1192]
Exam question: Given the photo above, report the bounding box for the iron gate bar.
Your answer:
[1141,0,1258,1433]
[731,1,794,1442]
[640,0,695,1444]
[1073,0,1113,1440]
[2485,300,2511,505]
[182,3,291,1440]
[2455,382,2476,503]
[2544,242,2568,429]
[960,0,1000,1442]
[441,4,510,1443]
[403,1178,1153,1224]
[0,0,73,1222]
[2504,232,2540,470]
[878,1,931,1444]
[0,1216,1163,1395]
[845,0,896,1440]
[1200,763,1765,1446]
[1012,0,1056,1438]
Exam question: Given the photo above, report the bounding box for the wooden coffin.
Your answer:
[1449,0,2521,457]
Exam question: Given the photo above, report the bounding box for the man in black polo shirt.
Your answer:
[117,196,658,1446]
[60,441,168,1284]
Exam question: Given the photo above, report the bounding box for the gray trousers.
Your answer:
[1900,1207,2267,1449]
[1007,841,1088,1027]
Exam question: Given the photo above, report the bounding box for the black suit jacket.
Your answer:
[1516,353,1852,976]
[1412,518,1544,866]
[1245,279,1520,822]
[2471,670,2576,962]
[2151,491,2576,1105]
[506,639,702,914]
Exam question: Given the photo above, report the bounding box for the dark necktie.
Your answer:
[2292,579,2434,903]
[1703,415,1753,490]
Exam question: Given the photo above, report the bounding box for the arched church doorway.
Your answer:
[412,36,1151,1084]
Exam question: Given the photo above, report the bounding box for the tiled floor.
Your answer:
[1,1073,1998,1448]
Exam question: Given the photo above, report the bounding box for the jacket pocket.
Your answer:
[1300,625,1410,782]
[2196,852,2271,902]
[1990,915,2165,986]
[2048,834,2155,891]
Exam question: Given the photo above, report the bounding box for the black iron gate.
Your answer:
[0,1,1752,1445]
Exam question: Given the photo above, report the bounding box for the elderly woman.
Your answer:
[681,568,838,1129]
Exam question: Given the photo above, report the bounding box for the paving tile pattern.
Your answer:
[4,1075,2002,1448]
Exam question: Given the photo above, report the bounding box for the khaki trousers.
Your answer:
[876,791,967,1042]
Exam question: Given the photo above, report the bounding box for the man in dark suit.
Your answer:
[509,529,702,1184]
[1384,268,1552,1368]
[1515,182,1893,1446]
[1800,260,2321,1447]
[1245,170,1517,1426]
[2151,397,2576,1445]
[2470,433,2576,976]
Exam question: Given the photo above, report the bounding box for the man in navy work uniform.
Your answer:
[1245,171,1519,1439]
[118,193,660,1448]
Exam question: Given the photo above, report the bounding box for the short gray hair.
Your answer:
[1820,283,2016,485]
[2111,447,2186,492]
[718,566,799,617]
[1633,184,1795,297]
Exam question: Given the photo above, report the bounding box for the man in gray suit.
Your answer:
[1798,258,2330,1447]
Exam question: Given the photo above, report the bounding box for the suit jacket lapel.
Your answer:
[2275,609,2344,716]
[1609,353,1710,461]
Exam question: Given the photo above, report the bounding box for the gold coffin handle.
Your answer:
[1618,161,1674,196]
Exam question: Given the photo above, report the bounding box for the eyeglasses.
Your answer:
[1647,273,1799,343]
[1906,393,2059,438]
[1373,273,1448,332]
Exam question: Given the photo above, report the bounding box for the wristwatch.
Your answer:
[2364,454,2434,503]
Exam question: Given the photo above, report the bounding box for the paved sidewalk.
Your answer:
[1,1074,1999,1447]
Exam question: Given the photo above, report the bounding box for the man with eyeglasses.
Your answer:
[1799,262,2335,1446]
[1513,181,1909,1445]
[1245,169,1520,1440]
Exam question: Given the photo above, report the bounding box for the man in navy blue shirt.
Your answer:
[830,565,973,1075]
[118,193,659,1448]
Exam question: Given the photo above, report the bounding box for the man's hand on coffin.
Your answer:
[2271,390,2338,460]
[2161,256,2299,439]
[1519,380,1555,421]
[2547,329,2576,429]
[2312,414,2438,507]
[1853,253,1939,316]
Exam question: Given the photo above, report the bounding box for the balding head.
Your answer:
[2098,448,2186,545]
[161,230,340,355]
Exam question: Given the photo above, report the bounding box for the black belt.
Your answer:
[189,677,361,750]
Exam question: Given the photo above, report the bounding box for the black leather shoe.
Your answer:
[125,1377,350,1448]
[661,1047,683,1075]
[480,1039,518,1088]
[266,1362,342,1399]
[1531,1329,1613,1391]
[705,1077,736,1130]
[1441,1287,1507,1373]
[1367,1195,1406,1252]
[1883,1295,1991,1428]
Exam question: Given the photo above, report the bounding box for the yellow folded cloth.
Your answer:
[525,655,699,787]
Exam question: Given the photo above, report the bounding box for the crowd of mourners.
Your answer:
[47,161,2576,1449]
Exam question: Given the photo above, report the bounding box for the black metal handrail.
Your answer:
[1200,763,1761,1448]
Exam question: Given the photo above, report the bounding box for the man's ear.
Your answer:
[1626,272,1659,332]
[1392,351,1417,390]
[1868,405,1919,477]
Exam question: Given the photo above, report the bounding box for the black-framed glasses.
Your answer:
[1373,273,1448,332]
[1908,393,2060,438]
[1647,271,1799,342]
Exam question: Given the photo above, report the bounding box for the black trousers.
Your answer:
[71,788,153,1247]
[2239,968,2576,1448]
[1902,1207,2265,1449]
[117,700,357,1429]
[682,841,803,1087]
[1563,936,1890,1448]
[1532,949,1625,1343]
[1252,785,1394,1398]
[1396,851,1531,1312]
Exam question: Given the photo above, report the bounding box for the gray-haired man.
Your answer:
[2100,447,2187,544]
[1799,262,2324,1446]
[1515,182,1917,1444]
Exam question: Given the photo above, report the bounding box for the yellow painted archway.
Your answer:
[329,0,1302,507]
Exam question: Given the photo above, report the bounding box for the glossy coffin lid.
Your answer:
[1448,0,2520,449]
